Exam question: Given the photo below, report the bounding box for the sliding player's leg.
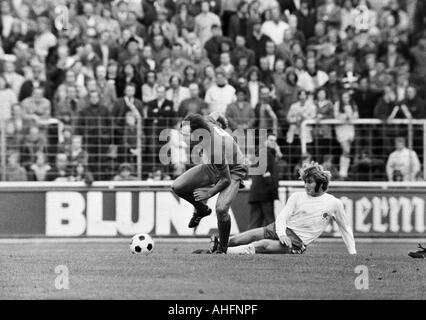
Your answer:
[228,228,265,247]
[227,239,290,255]
[171,164,214,213]
[215,178,241,253]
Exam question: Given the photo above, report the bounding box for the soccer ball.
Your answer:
[130,233,155,255]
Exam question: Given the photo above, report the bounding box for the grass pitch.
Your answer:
[0,240,425,300]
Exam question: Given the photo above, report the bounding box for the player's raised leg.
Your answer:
[215,178,241,253]
[172,164,215,226]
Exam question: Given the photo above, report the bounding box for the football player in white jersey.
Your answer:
[197,162,356,255]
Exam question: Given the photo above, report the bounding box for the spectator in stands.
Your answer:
[374,85,397,120]
[145,85,175,172]
[2,59,24,97]
[255,86,278,136]
[386,137,421,182]
[20,125,46,170]
[95,65,117,112]
[204,24,227,67]
[0,74,17,120]
[172,2,196,36]
[227,1,250,40]
[353,77,381,119]
[29,151,51,182]
[33,16,57,60]
[122,111,140,164]
[94,30,119,68]
[5,151,27,181]
[410,36,426,86]
[70,162,94,186]
[314,88,334,154]
[204,68,236,115]
[141,70,158,104]
[112,82,144,147]
[20,86,51,126]
[273,63,298,120]
[6,102,33,140]
[317,0,341,28]
[264,40,279,72]
[294,1,316,41]
[195,1,221,46]
[399,85,426,119]
[225,86,255,131]
[246,18,271,63]
[116,63,142,99]
[258,56,274,86]
[113,162,138,181]
[334,91,359,180]
[394,72,409,104]
[182,66,200,89]
[18,59,48,102]
[46,153,71,182]
[247,67,263,109]
[297,57,329,93]
[76,90,111,180]
[261,6,289,46]
[157,57,180,89]
[340,57,360,91]
[286,89,316,146]
[166,75,190,112]
[68,135,89,169]
[350,149,385,181]
[178,83,208,118]
[54,85,83,126]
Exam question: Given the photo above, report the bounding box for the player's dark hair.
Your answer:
[182,114,209,132]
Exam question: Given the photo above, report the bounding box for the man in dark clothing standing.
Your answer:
[145,85,176,173]
[204,24,229,67]
[248,134,280,229]
[111,83,144,162]
[246,18,272,64]
[352,77,381,119]
[76,90,111,180]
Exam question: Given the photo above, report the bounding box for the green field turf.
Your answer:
[0,240,425,300]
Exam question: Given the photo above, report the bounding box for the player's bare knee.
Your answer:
[171,181,182,196]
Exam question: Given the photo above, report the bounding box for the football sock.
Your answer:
[218,218,231,252]
[227,244,256,255]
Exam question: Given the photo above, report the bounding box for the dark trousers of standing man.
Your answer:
[248,201,275,229]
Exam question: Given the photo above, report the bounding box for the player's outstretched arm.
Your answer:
[334,200,357,255]
[193,165,231,201]
[275,193,298,246]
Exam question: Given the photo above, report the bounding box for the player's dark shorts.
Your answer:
[263,223,306,254]
[204,164,248,187]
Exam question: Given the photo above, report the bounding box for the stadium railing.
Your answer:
[0,116,425,181]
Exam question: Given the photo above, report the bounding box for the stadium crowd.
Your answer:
[0,0,425,182]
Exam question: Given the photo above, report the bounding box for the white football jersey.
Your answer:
[275,192,356,254]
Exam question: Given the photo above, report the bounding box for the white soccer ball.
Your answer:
[130,233,155,255]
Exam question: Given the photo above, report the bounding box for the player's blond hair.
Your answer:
[299,161,332,191]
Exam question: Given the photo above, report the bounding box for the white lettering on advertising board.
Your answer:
[45,191,240,236]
